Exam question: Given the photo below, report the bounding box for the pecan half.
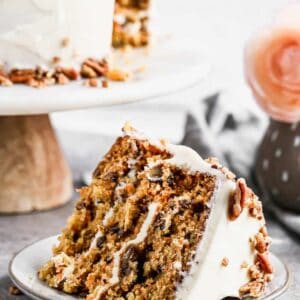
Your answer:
[9,69,34,84]
[239,281,264,297]
[255,239,267,253]
[228,178,247,220]
[81,58,108,78]
[256,253,273,274]
[56,73,70,85]
[237,178,247,207]
[81,64,98,78]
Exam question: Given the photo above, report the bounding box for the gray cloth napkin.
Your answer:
[182,93,300,237]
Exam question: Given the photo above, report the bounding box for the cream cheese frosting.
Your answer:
[164,143,264,300]
[0,0,115,71]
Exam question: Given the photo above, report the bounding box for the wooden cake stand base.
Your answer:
[0,115,72,213]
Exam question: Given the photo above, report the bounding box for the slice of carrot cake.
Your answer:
[39,124,273,299]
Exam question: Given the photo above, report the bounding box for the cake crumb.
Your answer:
[265,273,274,282]
[52,56,61,65]
[88,78,98,87]
[57,73,69,85]
[9,286,22,296]
[221,257,229,267]
[173,261,182,270]
[61,37,70,47]
[241,261,249,269]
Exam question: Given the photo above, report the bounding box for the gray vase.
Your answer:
[255,120,300,213]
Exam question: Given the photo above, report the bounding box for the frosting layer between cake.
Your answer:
[0,0,115,71]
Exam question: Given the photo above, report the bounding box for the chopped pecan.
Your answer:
[206,157,221,169]
[9,286,23,295]
[249,265,263,280]
[56,73,70,85]
[0,74,12,86]
[84,78,98,87]
[260,226,268,237]
[252,232,269,253]
[221,166,236,180]
[61,37,70,47]
[102,79,109,88]
[106,69,130,81]
[265,273,274,282]
[255,239,267,253]
[57,67,78,80]
[229,199,242,220]
[248,198,263,219]
[28,78,42,88]
[90,78,98,87]
[221,257,229,267]
[52,56,61,65]
[237,178,247,207]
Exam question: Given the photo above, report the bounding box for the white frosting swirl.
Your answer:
[0,0,115,70]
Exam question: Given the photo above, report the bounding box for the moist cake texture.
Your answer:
[113,0,151,48]
[39,125,273,299]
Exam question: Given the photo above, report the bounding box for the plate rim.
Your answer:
[8,236,61,300]
[263,255,292,300]
[8,235,292,300]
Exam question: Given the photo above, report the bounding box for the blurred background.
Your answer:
[52,0,290,177]
[51,3,298,299]
[1,0,300,299]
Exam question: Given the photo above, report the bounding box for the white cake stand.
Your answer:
[0,41,210,213]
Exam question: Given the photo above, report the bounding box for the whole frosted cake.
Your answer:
[0,0,152,87]
[39,124,273,299]
[0,0,114,71]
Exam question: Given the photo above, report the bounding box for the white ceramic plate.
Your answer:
[0,39,210,116]
[9,235,291,300]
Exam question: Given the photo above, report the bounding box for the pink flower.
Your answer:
[245,4,300,123]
